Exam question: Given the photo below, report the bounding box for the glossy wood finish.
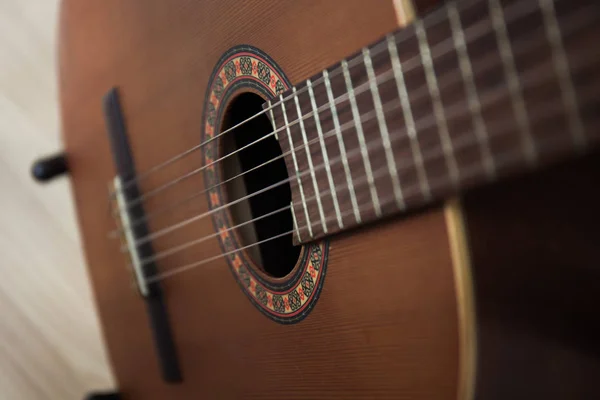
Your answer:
[59,0,461,398]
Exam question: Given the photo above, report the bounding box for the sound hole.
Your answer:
[221,92,300,278]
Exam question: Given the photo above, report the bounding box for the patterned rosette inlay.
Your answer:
[201,46,328,323]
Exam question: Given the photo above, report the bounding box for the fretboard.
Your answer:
[267,0,600,245]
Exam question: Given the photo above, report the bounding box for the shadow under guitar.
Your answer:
[464,152,600,399]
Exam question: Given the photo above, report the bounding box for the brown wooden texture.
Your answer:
[464,153,600,400]
[271,0,600,245]
[59,0,461,398]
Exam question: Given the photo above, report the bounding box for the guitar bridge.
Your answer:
[103,87,182,383]
[111,176,149,296]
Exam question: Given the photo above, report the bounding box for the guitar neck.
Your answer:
[268,0,600,245]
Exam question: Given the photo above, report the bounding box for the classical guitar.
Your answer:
[32,0,600,398]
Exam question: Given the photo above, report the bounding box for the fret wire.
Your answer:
[448,2,496,180]
[131,30,599,251]
[307,79,344,229]
[363,48,406,210]
[112,0,534,214]
[110,0,509,198]
[149,92,590,283]
[539,0,586,150]
[278,96,313,239]
[129,2,584,241]
[342,59,382,217]
[290,201,301,242]
[387,34,432,201]
[323,69,362,224]
[293,86,328,234]
[267,99,278,140]
[118,3,593,242]
[415,19,461,186]
[490,0,538,165]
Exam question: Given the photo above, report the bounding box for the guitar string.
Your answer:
[146,122,593,284]
[113,7,596,249]
[110,0,540,205]
[130,58,552,248]
[111,3,499,212]
[110,0,547,226]
[139,84,588,267]
[109,0,485,196]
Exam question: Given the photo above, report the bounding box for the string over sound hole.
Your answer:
[221,92,300,277]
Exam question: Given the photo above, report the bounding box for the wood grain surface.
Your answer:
[59,0,462,398]
[13,0,600,398]
[0,1,114,398]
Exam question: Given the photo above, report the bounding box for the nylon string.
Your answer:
[139,55,598,271]
[146,116,589,284]
[110,0,545,229]
[111,2,592,247]
[103,2,597,282]
[110,0,527,200]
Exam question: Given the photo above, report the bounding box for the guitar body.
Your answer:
[58,0,600,398]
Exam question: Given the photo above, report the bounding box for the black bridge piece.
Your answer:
[103,87,182,383]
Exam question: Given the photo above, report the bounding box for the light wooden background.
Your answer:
[0,0,115,398]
